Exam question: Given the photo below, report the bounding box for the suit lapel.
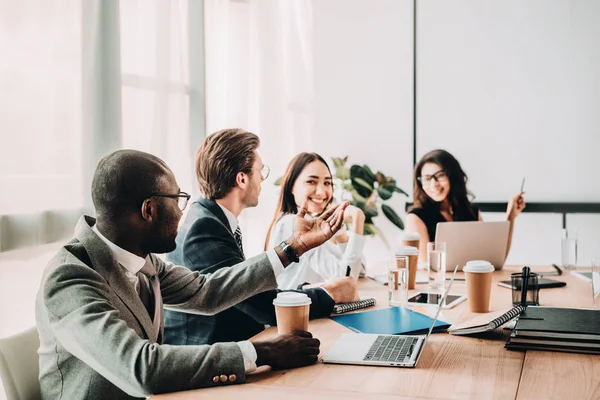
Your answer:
[197,199,244,259]
[75,216,157,341]
[198,198,234,234]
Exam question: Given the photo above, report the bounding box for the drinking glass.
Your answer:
[561,229,578,270]
[388,256,409,307]
[427,242,446,290]
[592,258,600,309]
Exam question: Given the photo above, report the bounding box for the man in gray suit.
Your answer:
[35,149,348,400]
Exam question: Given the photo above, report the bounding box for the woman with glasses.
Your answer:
[406,149,525,262]
[265,152,366,290]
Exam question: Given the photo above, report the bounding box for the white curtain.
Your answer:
[204,0,315,255]
[118,0,195,198]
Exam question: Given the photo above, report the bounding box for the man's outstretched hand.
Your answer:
[287,201,349,257]
[253,331,321,370]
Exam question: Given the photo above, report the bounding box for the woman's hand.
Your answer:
[343,205,365,223]
[506,192,526,221]
[343,205,365,235]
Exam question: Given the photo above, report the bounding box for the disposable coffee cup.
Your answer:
[402,232,421,250]
[395,246,419,289]
[463,260,495,313]
[273,292,311,335]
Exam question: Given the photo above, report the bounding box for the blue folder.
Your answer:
[330,307,451,335]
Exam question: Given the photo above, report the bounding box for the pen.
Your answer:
[345,266,351,277]
[520,266,530,306]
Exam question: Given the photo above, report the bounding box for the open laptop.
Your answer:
[322,265,458,368]
[435,221,510,270]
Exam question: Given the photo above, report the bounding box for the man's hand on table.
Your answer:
[253,331,320,370]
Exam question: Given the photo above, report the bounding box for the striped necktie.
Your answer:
[234,226,245,258]
[137,259,161,343]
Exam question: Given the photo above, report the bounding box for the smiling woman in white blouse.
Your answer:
[265,152,366,290]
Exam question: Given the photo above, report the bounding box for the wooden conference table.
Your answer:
[152,266,600,400]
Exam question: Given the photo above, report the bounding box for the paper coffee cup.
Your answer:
[463,260,495,313]
[402,232,421,250]
[395,246,419,289]
[273,292,311,335]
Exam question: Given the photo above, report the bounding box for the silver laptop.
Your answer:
[322,265,458,368]
[435,221,510,271]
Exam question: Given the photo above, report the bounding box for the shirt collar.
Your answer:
[215,202,239,233]
[92,224,147,276]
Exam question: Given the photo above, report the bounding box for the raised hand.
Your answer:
[506,192,526,221]
[287,200,349,256]
[253,331,321,370]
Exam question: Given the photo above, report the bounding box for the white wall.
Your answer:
[417,0,600,265]
[312,0,414,261]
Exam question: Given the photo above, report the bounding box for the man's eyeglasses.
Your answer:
[417,170,448,186]
[147,191,191,210]
[261,165,270,181]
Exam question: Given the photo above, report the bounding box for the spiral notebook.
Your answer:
[332,298,377,314]
[448,304,526,335]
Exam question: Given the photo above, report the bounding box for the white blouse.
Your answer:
[269,213,366,290]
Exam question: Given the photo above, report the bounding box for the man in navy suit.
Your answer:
[164,129,359,345]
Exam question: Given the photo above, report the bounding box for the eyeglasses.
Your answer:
[261,165,270,181]
[417,170,448,186]
[147,191,191,210]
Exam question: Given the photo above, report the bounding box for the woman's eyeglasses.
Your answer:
[147,191,191,210]
[417,170,448,186]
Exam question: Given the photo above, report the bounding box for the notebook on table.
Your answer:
[332,298,377,314]
[506,307,600,355]
[448,305,526,336]
[322,265,458,368]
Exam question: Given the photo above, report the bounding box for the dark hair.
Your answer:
[195,129,260,199]
[264,152,331,250]
[412,149,477,220]
[91,149,168,219]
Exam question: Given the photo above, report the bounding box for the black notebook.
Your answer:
[332,298,376,314]
[511,306,600,341]
[448,305,526,336]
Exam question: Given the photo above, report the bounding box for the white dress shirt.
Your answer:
[268,214,366,290]
[91,223,260,372]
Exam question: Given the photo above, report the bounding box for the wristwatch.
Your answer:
[278,240,300,263]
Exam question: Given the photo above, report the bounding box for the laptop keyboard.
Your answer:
[363,335,418,363]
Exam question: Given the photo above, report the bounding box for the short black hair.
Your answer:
[91,149,170,219]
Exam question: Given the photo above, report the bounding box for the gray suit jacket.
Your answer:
[35,216,277,400]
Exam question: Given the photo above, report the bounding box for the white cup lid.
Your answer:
[395,246,419,256]
[403,232,421,241]
[463,260,494,273]
[273,292,312,307]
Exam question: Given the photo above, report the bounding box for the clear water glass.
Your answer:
[561,229,578,270]
[388,256,409,307]
[427,242,446,290]
[592,258,600,309]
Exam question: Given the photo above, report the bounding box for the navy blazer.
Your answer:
[164,198,335,345]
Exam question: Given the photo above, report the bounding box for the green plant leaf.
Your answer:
[274,177,282,186]
[392,186,409,196]
[376,187,393,200]
[350,189,368,203]
[381,204,404,230]
[362,165,376,182]
[350,165,375,198]
[352,177,374,193]
[363,223,376,236]
[331,156,346,169]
